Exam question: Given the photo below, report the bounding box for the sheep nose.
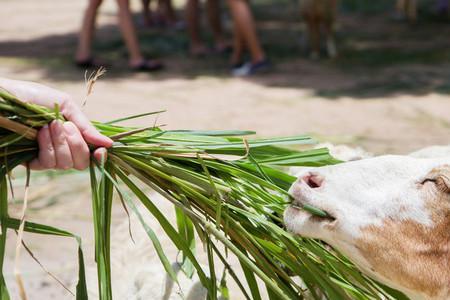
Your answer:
[301,173,324,189]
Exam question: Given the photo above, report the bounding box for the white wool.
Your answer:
[316,143,373,162]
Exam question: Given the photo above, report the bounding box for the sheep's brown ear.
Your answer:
[428,165,450,194]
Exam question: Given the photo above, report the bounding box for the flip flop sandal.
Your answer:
[131,60,164,72]
[75,57,109,69]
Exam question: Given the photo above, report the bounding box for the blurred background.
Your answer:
[1,0,450,298]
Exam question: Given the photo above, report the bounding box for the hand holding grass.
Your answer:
[0,78,113,170]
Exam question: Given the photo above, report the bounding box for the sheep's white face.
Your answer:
[284,155,450,299]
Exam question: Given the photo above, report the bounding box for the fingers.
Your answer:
[63,122,90,170]
[61,100,113,148]
[29,125,55,170]
[29,121,97,171]
[50,121,73,170]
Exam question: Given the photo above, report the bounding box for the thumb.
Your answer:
[83,128,113,148]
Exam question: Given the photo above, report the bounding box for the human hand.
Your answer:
[0,78,113,170]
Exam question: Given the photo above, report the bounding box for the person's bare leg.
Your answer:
[142,0,153,26]
[159,0,177,24]
[206,0,228,50]
[116,0,145,66]
[406,0,417,22]
[307,17,321,59]
[324,0,337,58]
[227,0,265,63]
[75,0,103,62]
[324,21,337,58]
[230,22,244,65]
[396,0,406,14]
[186,0,208,55]
[166,0,177,24]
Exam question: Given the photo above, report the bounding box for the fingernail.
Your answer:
[51,120,64,135]
[97,148,107,166]
[63,122,77,136]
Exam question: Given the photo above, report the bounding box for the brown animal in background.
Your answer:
[300,0,338,59]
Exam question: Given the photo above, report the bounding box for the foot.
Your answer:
[130,59,164,72]
[231,59,271,77]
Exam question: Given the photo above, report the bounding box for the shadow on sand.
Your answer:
[1,0,450,99]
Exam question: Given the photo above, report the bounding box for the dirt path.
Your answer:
[1,0,450,299]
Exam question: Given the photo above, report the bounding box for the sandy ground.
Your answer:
[1,0,450,299]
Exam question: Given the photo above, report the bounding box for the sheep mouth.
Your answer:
[290,198,336,223]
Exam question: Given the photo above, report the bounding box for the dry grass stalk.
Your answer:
[13,166,30,300]
[0,116,37,140]
[83,67,106,107]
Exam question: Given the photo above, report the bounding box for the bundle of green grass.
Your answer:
[0,88,405,300]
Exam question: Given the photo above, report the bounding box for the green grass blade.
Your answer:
[238,253,263,300]
[219,270,229,300]
[116,169,211,288]
[201,222,291,300]
[89,162,113,300]
[0,176,10,300]
[209,241,251,300]
[102,169,180,286]
[175,207,196,278]
[4,217,88,299]
[206,238,217,300]
[255,148,341,166]
[104,110,166,125]
[167,130,256,137]
[196,154,223,230]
